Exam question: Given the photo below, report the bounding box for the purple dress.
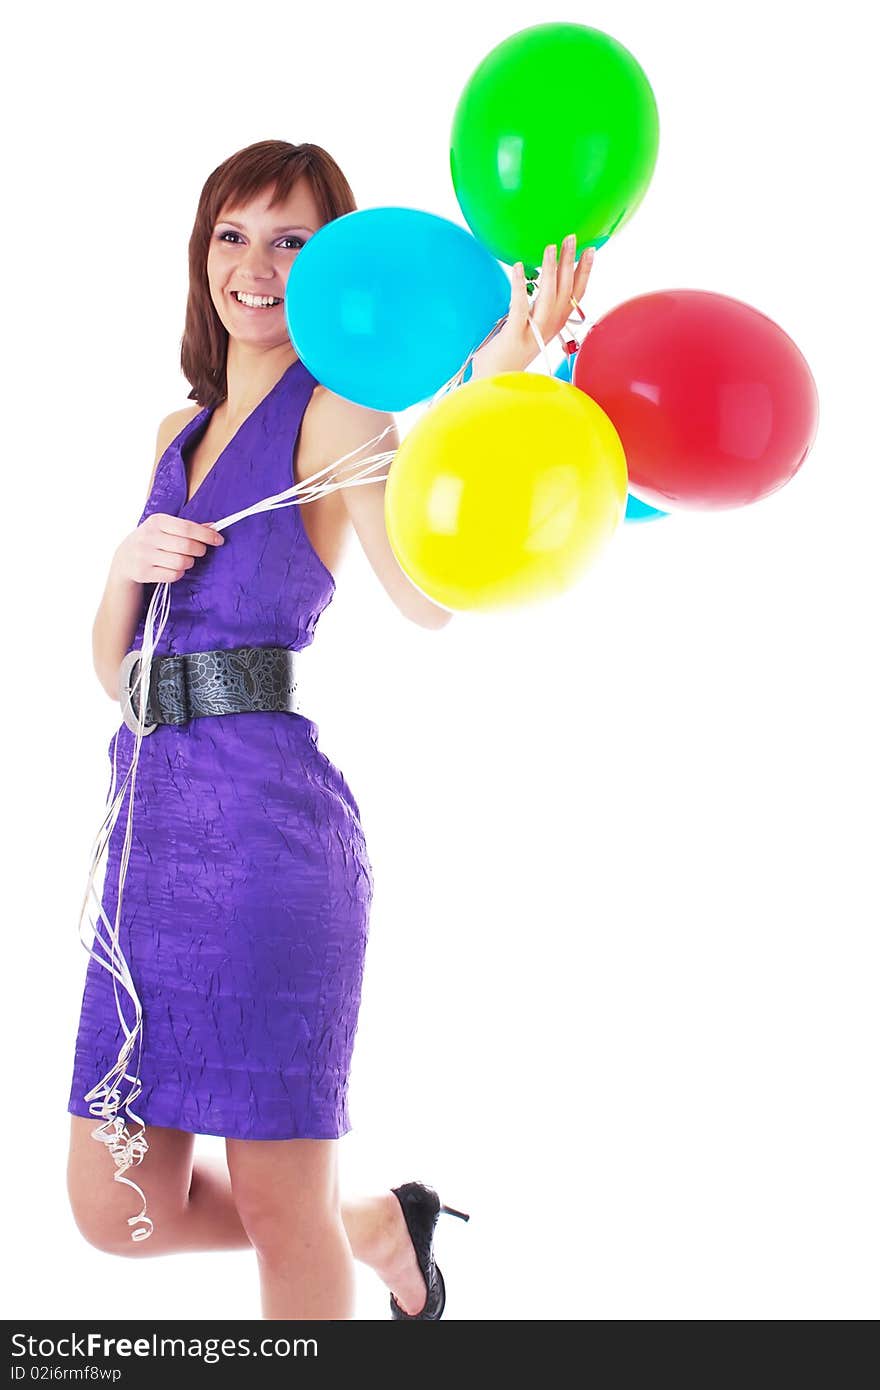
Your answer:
[67,358,373,1140]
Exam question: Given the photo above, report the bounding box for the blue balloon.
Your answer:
[625,493,668,523]
[556,354,667,523]
[285,207,511,411]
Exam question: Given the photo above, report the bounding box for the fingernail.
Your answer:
[564,233,576,249]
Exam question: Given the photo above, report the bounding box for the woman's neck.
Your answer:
[220,340,299,428]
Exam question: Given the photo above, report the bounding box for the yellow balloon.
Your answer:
[384,372,628,612]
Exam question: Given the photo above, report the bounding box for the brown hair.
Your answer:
[180,140,357,406]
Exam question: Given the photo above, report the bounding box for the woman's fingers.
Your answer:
[573,247,595,302]
[532,241,558,326]
[509,262,531,325]
[522,236,597,349]
[557,234,577,307]
[532,236,588,335]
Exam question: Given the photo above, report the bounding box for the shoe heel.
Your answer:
[439,1203,470,1222]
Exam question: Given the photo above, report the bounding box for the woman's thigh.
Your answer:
[67,1115,196,1253]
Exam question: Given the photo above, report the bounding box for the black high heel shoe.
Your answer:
[389,1181,470,1321]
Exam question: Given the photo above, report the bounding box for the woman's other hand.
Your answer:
[469,236,595,380]
[113,514,225,586]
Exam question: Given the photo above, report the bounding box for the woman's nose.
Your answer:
[238,247,274,278]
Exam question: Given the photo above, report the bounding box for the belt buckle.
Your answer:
[118,650,158,737]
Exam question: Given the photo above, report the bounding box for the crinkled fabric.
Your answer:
[67,360,373,1139]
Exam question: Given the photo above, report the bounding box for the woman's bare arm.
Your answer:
[307,391,452,629]
[92,409,200,700]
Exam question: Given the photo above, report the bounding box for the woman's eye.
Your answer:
[216,231,303,249]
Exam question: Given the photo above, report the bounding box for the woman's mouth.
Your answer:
[231,290,283,311]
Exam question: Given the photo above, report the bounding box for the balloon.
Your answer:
[450,23,659,267]
[384,373,628,612]
[573,290,819,510]
[285,207,511,411]
[625,493,667,523]
[554,354,576,383]
[555,356,666,521]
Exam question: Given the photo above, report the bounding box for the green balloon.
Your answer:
[450,23,660,267]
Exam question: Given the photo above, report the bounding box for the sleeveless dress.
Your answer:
[67,358,374,1140]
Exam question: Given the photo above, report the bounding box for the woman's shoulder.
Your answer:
[308,381,390,425]
[299,383,399,489]
[302,382,397,469]
[142,403,204,500]
[155,403,204,458]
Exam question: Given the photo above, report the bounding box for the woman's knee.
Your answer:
[66,1115,193,1257]
[226,1136,340,1256]
[70,1210,153,1258]
[67,1170,180,1257]
[67,1172,153,1256]
[235,1201,343,1261]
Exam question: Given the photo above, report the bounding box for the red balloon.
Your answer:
[573,290,819,510]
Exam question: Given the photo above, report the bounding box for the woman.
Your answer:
[65,139,593,1320]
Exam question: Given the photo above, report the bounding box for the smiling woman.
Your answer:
[175,141,355,409]
[66,139,464,1325]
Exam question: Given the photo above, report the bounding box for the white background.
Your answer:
[3,0,876,1320]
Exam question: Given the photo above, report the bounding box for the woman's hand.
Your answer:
[469,235,596,380]
[112,514,225,586]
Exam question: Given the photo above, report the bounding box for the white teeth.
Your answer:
[234,291,281,307]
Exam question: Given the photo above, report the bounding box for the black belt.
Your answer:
[118,645,299,736]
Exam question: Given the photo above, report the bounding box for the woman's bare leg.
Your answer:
[67,1116,427,1310]
[67,1116,249,1256]
[225,1136,354,1320]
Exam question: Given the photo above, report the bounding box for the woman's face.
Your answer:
[206,178,324,346]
